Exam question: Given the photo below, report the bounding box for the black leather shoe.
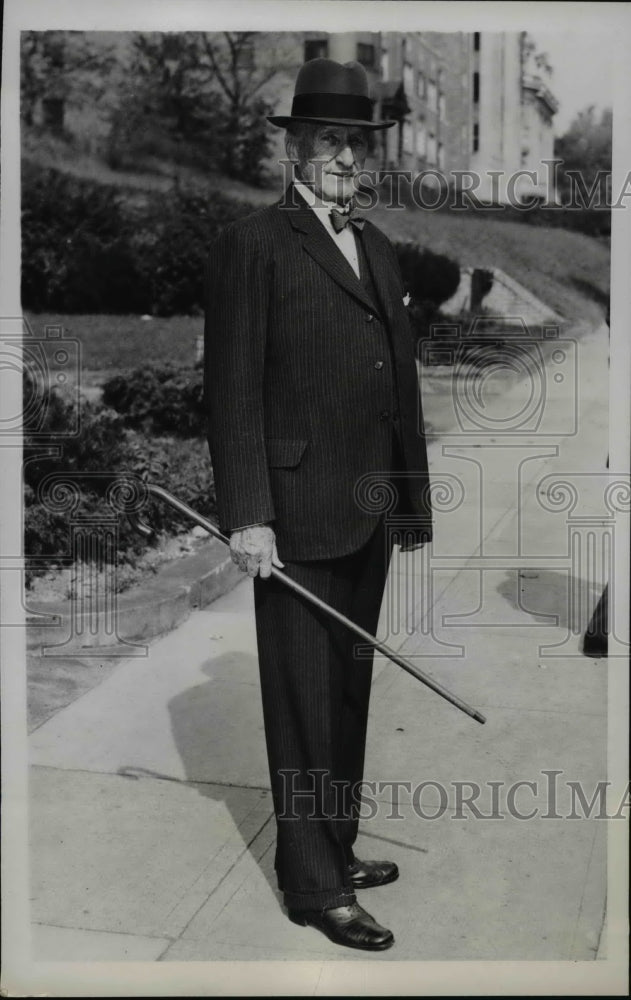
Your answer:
[288,901,394,951]
[348,858,399,889]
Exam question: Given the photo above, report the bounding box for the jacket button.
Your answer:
[379,410,390,421]
[366,313,375,323]
[374,360,384,370]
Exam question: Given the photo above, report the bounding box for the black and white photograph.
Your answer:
[1,0,629,995]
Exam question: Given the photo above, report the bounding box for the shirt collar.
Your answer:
[294,181,352,215]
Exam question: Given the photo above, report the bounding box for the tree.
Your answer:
[554,106,612,207]
[20,31,118,133]
[199,32,296,182]
[105,31,294,183]
[128,33,216,141]
[104,32,224,171]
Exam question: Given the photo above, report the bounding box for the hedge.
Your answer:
[101,364,205,437]
[23,370,216,585]
[21,162,254,316]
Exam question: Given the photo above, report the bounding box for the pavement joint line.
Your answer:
[569,822,604,960]
[31,762,272,793]
[160,812,276,953]
[161,801,274,925]
[355,828,429,856]
[32,920,177,943]
[594,903,608,960]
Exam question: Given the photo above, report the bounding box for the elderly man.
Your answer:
[204,58,432,951]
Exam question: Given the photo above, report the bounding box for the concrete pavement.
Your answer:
[26,320,618,977]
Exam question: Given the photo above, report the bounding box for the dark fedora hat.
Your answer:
[267,57,396,131]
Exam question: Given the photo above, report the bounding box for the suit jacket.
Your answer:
[203,186,433,561]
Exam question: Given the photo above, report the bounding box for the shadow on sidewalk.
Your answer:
[497,569,605,633]
[170,650,282,908]
[117,650,284,910]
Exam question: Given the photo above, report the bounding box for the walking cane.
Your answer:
[128,484,486,726]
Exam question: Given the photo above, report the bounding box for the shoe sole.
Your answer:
[288,913,394,951]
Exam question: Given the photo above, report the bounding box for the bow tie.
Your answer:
[329,205,365,233]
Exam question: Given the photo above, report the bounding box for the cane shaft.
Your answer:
[137,484,486,725]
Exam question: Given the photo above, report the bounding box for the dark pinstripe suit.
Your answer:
[204,186,432,911]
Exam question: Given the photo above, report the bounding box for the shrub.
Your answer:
[23,371,216,585]
[21,162,256,316]
[21,162,151,314]
[101,364,205,437]
[393,241,461,351]
[393,241,460,309]
[23,369,131,490]
[123,432,216,536]
[138,185,253,317]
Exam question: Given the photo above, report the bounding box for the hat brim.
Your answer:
[267,115,396,131]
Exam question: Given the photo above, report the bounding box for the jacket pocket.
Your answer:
[265,438,309,468]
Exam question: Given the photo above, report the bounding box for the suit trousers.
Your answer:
[253,515,395,912]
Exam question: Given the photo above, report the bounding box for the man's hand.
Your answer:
[229,524,285,578]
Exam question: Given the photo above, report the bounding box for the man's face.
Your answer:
[301,124,369,205]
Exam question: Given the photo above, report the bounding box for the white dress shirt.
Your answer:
[294,181,361,279]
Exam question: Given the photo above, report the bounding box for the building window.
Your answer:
[304,39,328,61]
[473,122,480,152]
[439,93,446,120]
[474,32,481,51]
[438,142,445,170]
[473,71,480,103]
[357,43,375,68]
[427,78,437,108]
[417,71,425,99]
[427,131,437,164]
[416,121,427,157]
[403,63,414,94]
[403,121,414,155]
[381,50,389,78]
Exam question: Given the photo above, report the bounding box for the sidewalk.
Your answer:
[27,321,612,968]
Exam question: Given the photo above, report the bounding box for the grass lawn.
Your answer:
[24,312,202,373]
[372,204,610,327]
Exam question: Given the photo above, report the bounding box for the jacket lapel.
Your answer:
[357,222,399,325]
[279,186,376,313]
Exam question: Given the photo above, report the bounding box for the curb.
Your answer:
[26,536,244,652]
